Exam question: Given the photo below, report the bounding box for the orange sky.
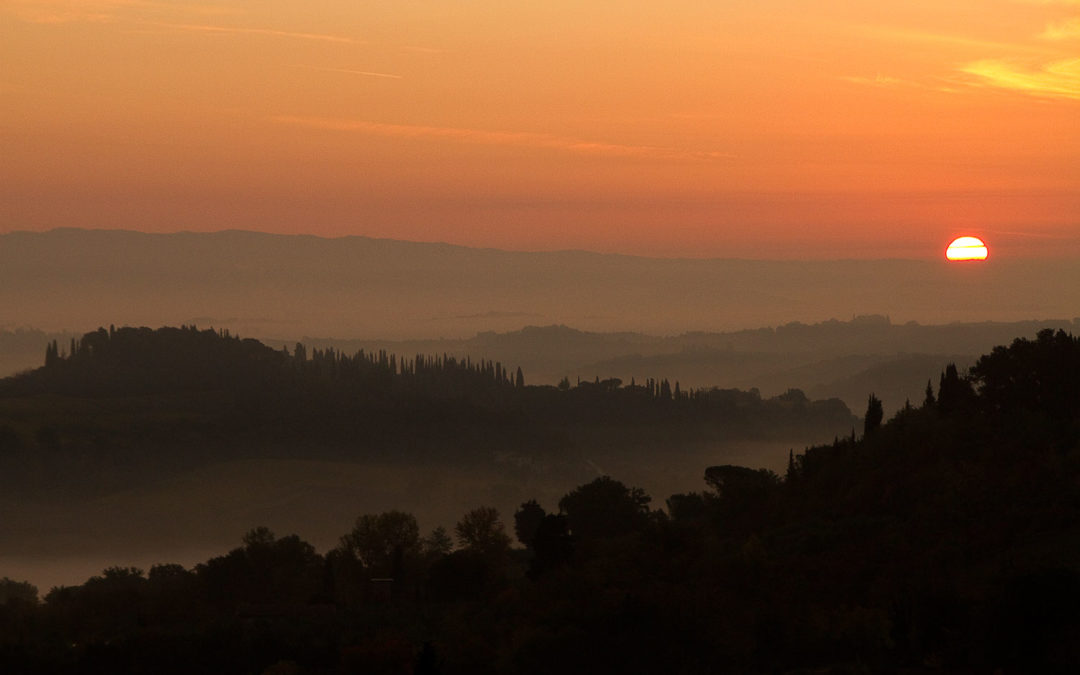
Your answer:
[1,0,1078,258]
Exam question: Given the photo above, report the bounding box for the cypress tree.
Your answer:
[864,394,884,437]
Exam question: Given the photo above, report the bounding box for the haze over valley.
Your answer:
[2,230,1078,595]
[4,229,1078,340]
[4,0,1080,668]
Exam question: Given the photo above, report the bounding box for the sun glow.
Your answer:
[946,236,989,261]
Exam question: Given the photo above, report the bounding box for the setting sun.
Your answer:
[946,236,989,262]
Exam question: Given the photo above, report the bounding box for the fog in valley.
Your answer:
[1,229,1077,596]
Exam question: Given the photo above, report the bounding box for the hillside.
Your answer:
[292,317,1079,414]
[1,330,1077,673]
[0,325,856,590]
[0,326,856,457]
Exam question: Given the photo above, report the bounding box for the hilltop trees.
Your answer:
[0,325,859,472]
[340,511,421,579]
[558,476,653,541]
[0,578,37,605]
[972,328,1080,423]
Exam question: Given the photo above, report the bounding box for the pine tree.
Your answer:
[864,393,884,437]
[923,379,936,408]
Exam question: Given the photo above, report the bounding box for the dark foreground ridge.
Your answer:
[1,329,1079,673]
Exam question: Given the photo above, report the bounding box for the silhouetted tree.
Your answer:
[703,465,779,508]
[665,492,711,523]
[937,363,974,415]
[972,328,1080,425]
[529,514,574,577]
[0,578,37,605]
[455,506,511,559]
[198,528,323,608]
[558,476,652,541]
[421,526,454,558]
[513,499,547,550]
[44,340,58,368]
[864,393,883,436]
[341,511,420,578]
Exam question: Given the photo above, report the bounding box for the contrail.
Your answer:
[294,65,402,79]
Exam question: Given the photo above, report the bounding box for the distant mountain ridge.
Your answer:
[2,228,1078,341]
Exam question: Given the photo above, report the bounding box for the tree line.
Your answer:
[1,329,1078,672]
[0,326,857,467]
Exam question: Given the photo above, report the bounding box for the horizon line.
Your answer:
[0,226,949,264]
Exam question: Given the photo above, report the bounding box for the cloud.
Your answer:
[985,228,1079,239]
[859,25,1053,54]
[853,18,1080,100]
[294,66,401,79]
[5,0,236,24]
[960,57,1080,99]
[840,73,911,87]
[1042,17,1080,39]
[6,2,354,43]
[272,116,735,161]
[145,21,355,44]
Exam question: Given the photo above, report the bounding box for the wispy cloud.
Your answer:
[838,72,973,95]
[859,25,1054,54]
[6,2,356,43]
[853,15,1080,101]
[294,65,401,79]
[6,0,236,24]
[985,228,1078,239]
[840,73,914,87]
[144,21,356,44]
[1041,17,1080,39]
[272,116,735,161]
[961,57,1080,99]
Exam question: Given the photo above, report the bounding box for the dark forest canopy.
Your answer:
[0,326,857,472]
[1,329,1078,673]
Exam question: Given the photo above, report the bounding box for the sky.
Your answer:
[1,0,1078,259]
